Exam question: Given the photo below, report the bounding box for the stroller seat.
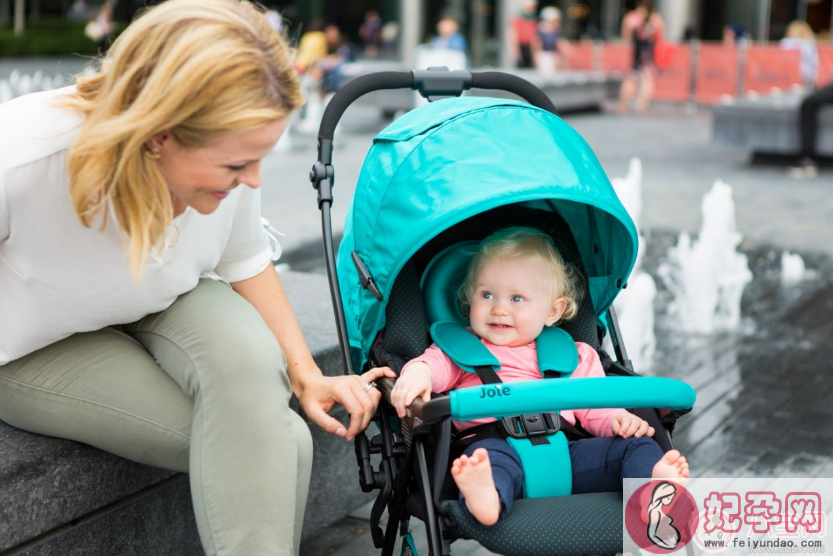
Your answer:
[377,213,693,556]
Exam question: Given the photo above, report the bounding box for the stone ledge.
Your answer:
[711,93,833,154]
[0,270,373,554]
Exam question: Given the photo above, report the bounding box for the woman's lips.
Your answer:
[210,190,230,200]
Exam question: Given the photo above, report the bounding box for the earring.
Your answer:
[145,147,161,160]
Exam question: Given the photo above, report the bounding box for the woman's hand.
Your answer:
[611,412,655,438]
[295,365,396,442]
[390,362,433,418]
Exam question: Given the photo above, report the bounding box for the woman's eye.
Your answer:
[512,295,523,302]
[228,164,247,172]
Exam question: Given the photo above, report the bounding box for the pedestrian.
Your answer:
[509,0,540,69]
[359,9,383,58]
[535,6,572,74]
[617,0,665,115]
[430,13,467,53]
[0,1,394,554]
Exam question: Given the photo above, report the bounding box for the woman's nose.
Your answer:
[240,161,262,189]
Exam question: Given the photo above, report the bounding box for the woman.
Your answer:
[617,0,665,115]
[0,1,393,554]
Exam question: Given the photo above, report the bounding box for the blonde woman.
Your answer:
[0,1,393,554]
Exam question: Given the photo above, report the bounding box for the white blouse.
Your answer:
[0,87,280,365]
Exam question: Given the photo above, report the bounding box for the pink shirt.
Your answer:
[401,337,623,436]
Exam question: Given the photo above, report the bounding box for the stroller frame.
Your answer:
[309,69,684,556]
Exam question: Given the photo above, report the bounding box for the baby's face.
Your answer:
[469,256,565,347]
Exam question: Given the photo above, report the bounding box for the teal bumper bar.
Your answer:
[449,377,695,421]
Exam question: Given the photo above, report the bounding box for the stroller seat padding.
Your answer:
[421,241,479,328]
[441,491,623,556]
[430,322,500,374]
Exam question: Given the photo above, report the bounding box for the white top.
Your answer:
[0,87,281,365]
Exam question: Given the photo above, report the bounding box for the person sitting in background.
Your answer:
[309,24,356,97]
[789,81,833,178]
[535,6,572,74]
[359,10,383,58]
[294,19,328,75]
[430,13,467,53]
[780,20,819,87]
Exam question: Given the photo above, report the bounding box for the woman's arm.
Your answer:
[231,264,395,441]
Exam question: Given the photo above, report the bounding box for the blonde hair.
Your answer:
[786,20,815,42]
[458,227,584,324]
[61,0,303,279]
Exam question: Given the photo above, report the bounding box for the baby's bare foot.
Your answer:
[652,449,690,487]
[451,448,501,526]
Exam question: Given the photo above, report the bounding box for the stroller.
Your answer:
[308,69,696,556]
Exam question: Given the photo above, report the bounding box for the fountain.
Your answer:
[780,251,806,287]
[658,180,752,334]
[608,157,657,372]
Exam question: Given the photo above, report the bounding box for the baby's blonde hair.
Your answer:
[458,227,583,324]
[61,0,303,279]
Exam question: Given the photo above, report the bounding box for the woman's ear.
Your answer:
[546,297,568,326]
[145,130,171,151]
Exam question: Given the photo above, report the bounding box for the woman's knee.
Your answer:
[290,411,313,467]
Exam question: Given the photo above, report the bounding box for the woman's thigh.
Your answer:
[0,326,192,472]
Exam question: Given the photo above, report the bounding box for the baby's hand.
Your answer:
[611,413,655,438]
[390,362,433,418]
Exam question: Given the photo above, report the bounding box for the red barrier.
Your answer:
[744,45,802,94]
[601,43,633,75]
[653,44,691,102]
[818,45,833,87]
[695,43,738,104]
[566,42,595,71]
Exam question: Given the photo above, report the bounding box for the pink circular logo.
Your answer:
[625,480,699,553]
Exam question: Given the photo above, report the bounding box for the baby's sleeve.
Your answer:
[213,187,281,283]
[401,343,462,393]
[571,343,625,437]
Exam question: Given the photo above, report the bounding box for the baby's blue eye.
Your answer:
[512,295,523,302]
[482,292,492,300]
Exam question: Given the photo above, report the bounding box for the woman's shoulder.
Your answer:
[0,86,83,173]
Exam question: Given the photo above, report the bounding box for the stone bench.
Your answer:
[711,92,833,161]
[0,270,373,555]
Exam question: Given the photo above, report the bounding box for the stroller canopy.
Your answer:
[337,96,638,372]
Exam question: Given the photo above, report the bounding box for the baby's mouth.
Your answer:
[489,323,513,330]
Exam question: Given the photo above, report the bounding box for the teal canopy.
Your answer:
[336,96,638,373]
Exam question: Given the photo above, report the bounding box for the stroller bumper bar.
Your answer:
[386,376,696,424]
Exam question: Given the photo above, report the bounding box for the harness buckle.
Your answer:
[501,412,560,438]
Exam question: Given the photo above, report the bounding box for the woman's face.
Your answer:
[151,118,288,215]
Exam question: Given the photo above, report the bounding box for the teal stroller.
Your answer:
[307,69,696,556]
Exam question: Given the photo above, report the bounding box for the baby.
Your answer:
[391,227,689,526]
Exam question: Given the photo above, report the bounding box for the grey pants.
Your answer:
[0,279,313,555]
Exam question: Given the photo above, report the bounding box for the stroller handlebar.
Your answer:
[379,376,695,425]
[317,69,558,142]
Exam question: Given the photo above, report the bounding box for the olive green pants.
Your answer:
[0,279,312,555]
